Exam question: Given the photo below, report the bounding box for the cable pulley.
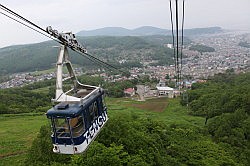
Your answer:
[46,26,87,53]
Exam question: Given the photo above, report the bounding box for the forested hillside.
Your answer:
[239,41,250,48]
[0,35,191,74]
[0,79,54,114]
[189,44,215,53]
[182,72,250,165]
[0,41,58,74]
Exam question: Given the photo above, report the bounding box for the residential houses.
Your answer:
[1,33,249,91]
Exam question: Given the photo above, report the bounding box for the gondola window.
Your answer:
[54,118,70,138]
[70,116,85,138]
[89,101,98,123]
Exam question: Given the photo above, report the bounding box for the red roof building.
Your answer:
[124,88,135,97]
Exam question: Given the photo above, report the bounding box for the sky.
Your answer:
[0,0,250,48]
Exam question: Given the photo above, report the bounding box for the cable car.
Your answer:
[46,42,108,154]
[46,89,108,154]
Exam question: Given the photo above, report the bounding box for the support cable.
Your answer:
[0,4,47,33]
[0,11,58,43]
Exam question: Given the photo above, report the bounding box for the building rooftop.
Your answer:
[156,86,174,91]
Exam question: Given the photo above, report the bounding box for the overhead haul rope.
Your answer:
[169,0,176,75]
[0,4,127,75]
[169,0,185,88]
[175,0,180,86]
[180,0,185,86]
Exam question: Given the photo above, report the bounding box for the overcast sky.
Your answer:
[1,0,250,48]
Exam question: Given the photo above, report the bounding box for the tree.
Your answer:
[71,143,129,166]
[165,74,170,79]
[189,44,215,53]
[25,125,71,166]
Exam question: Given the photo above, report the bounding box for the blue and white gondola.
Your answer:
[46,89,108,154]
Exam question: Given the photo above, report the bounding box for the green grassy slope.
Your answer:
[0,97,203,165]
[0,113,47,165]
[107,97,204,127]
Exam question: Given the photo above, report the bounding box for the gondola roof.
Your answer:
[46,90,104,118]
[46,103,82,118]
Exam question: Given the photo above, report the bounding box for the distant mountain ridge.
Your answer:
[77,26,223,36]
[77,26,169,36]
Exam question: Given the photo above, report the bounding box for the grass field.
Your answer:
[0,97,205,165]
[129,97,168,112]
[31,68,56,76]
[0,113,48,165]
[31,86,52,94]
[31,65,81,76]
[107,97,205,127]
